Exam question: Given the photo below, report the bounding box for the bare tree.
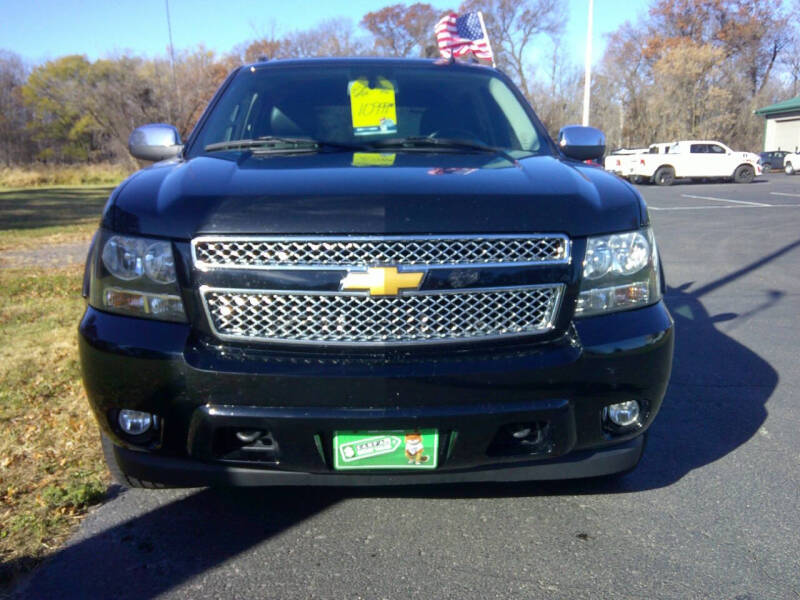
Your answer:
[459,0,566,97]
[0,51,32,165]
[528,44,582,138]
[592,0,796,151]
[285,19,370,58]
[361,3,439,57]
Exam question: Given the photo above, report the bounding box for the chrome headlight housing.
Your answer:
[575,227,662,317]
[88,231,187,322]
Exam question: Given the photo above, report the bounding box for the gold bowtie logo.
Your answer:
[340,266,424,296]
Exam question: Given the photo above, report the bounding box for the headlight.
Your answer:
[89,232,187,322]
[575,227,661,317]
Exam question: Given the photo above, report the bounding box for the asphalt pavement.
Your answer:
[11,173,800,599]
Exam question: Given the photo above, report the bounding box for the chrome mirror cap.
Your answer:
[129,124,183,161]
[558,125,606,161]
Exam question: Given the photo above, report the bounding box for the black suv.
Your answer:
[80,58,673,487]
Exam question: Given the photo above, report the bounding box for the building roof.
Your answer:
[755,96,800,117]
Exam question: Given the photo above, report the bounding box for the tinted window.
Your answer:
[709,144,725,154]
[189,64,548,158]
[690,144,706,153]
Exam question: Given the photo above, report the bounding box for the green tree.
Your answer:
[21,55,96,162]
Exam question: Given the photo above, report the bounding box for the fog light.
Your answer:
[511,426,532,439]
[236,430,262,444]
[118,409,153,435]
[604,401,641,427]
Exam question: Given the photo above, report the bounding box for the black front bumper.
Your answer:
[111,433,645,486]
[79,301,673,486]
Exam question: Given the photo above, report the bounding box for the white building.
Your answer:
[755,96,800,152]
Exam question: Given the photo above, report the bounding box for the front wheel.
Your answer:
[786,162,795,175]
[653,166,675,186]
[733,164,755,183]
[101,432,167,489]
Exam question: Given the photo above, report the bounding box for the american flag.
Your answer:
[434,12,494,62]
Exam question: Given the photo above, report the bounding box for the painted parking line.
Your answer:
[680,194,770,207]
[650,205,769,211]
[647,194,800,211]
[649,203,800,211]
[770,192,800,198]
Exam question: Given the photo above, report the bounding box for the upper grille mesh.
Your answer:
[193,235,569,269]
[203,286,562,345]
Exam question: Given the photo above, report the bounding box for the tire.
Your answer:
[652,166,675,186]
[733,164,755,183]
[101,432,167,489]
[762,162,771,173]
[786,162,795,175]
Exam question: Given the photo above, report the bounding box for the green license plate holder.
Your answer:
[333,429,439,470]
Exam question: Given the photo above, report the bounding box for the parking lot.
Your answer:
[13,173,800,600]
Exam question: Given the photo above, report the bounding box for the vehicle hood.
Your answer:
[108,151,645,239]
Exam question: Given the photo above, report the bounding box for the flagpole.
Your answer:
[582,0,593,126]
[476,11,495,68]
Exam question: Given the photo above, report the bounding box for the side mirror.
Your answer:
[129,124,183,161]
[557,125,606,161]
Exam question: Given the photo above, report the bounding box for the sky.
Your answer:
[1,0,651,67]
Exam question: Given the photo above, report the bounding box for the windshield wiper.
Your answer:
[204,136,319,152]
[205,136,367,153]
[369,136,518,164]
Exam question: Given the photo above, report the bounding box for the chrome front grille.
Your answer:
[201,285,564,346]
[192,234,570,270]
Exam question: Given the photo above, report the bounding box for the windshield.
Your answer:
[187,63,549,158]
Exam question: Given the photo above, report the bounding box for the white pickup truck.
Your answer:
[605,143,674,182]
[628,140,762,185]
[604,147,646,176]
[783,152,800,175]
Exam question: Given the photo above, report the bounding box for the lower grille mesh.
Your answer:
[203,286,563,345]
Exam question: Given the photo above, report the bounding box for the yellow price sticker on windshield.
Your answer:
[352,153,396,167]
[350,77,397,136]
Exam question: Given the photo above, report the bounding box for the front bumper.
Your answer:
[79,301,673,485]
[111,433,645,486]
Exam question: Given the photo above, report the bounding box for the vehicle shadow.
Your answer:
[634,178,769,187]
[0,187,112,231]
[8,486,345,599]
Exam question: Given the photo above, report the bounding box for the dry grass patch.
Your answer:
[0,163,130,188]
[0,222,98,253]
[0,266,108,586]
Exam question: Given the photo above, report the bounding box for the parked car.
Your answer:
[80,57,673,488]
[629,140,762,185]
[759,150,789,172]
[783,151,800,174]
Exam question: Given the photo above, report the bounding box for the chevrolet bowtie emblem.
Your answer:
[340,266,424,296]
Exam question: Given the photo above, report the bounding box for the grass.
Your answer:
[0,163,130,188]
[0,186,111,586]
[0,266,108,585]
